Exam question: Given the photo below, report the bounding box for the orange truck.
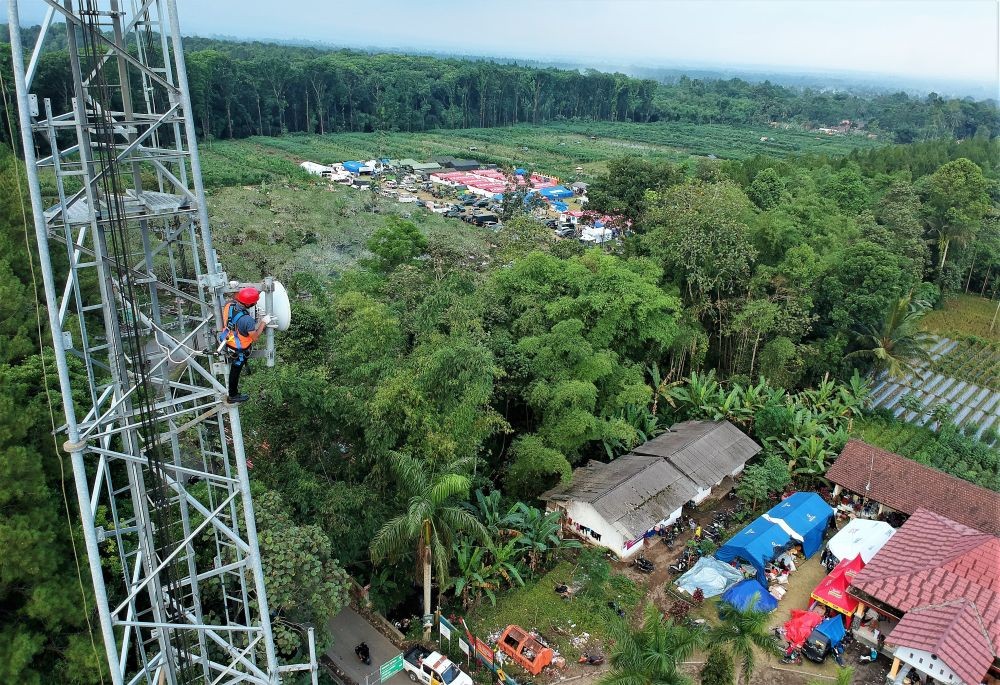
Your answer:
[497,625,553,676]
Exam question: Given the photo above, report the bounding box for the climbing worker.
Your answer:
[219,287,271,403]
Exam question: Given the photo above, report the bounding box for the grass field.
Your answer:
[921,293,1000,340]
[199,121,882,187]
[206,182,491,283]
[465,557,640,660]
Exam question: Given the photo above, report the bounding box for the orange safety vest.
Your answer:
[220,301,257,351]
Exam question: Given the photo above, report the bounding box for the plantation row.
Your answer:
[542,120,882,158]
[933,337,1000,392]
[870,337,1000,443]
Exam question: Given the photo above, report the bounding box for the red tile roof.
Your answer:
[886,600,994,685]
[849,509,1000,684]
[827,440,1000,535]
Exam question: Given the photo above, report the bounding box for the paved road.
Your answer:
[327,607,409,685]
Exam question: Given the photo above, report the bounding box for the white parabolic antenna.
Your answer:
[272,280,292,331]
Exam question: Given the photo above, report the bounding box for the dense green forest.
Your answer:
[1,26,997,145]
[2,26,1000,684]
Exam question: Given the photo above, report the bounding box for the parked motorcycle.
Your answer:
[355,642,371,666]
[578,654,605,666]
[668,558,688,575]
[630,555,655,574]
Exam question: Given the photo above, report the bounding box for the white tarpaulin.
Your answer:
[826,518,895,563]
[675,556,744,598]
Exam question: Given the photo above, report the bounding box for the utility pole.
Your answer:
[6,2,315,683]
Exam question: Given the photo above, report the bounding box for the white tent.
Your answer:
[826,518,895,563]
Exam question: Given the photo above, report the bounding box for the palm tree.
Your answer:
[370,455,488,638]
[709,599,781,685]
[601,603,704,685]
[847,295,934,380]
[506,502,581,573]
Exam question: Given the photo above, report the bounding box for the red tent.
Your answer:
[811,555,864,617]
[783,609,824,648]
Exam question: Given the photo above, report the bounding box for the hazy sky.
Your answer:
[6,0,999,88]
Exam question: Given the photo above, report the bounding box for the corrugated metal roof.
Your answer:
[542,420,760,538]
[631,420,761,487]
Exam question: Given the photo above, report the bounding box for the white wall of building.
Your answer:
[548,501,685,559]
[892,647,963,684]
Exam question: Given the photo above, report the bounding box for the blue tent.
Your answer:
[815,616,847,647]
[764,492,834,558]
[720,579,778,613]
[514,168,527,176]
[715,515,792,580]
[343,161,364,174]
[539,185,574,199]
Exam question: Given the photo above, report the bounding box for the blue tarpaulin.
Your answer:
[538,185,574,199]
[343,161,364,173]
[515,168,527,176]
[764,492,834,558]
[815,616,847,647]
[675,556,744,598]
[549,201,569,212]
[720,579,778,613]
[715,515,792,580]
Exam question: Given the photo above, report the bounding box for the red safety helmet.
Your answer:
[235,287,260,306]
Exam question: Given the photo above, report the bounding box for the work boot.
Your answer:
[226,394,249,404]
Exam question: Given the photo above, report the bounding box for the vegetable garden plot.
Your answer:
[870,336,1000,444]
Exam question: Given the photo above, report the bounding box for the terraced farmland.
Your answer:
[870,337,1000,444]
[199,120,882,186]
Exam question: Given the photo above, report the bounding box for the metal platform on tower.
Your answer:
[6,1,316,683]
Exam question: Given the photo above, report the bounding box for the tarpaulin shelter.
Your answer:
[783,609,824,648]
[538,185,574,199]
[715,516,792,580]
[720,579,778,613]
[811,555,864,617]
[764,492,834,558]
[825,518,895,564]
[342,161,365,174]
[675,556,744,598]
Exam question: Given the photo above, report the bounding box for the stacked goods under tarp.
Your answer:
[783,609,824,649]
[811,555,864,617]
[675,556,744,598]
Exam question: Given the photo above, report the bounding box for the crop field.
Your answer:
[199,121,882,185]
[920,293,1000,339]
[869,336,1000,444]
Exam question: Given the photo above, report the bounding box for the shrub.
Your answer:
[700,646,736,685]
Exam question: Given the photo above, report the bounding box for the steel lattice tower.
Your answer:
[6,1,316,683]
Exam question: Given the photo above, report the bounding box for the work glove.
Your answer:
[261,314,274,326]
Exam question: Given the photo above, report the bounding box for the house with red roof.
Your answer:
[827,440,1000,535]
[847,508,1000,685]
